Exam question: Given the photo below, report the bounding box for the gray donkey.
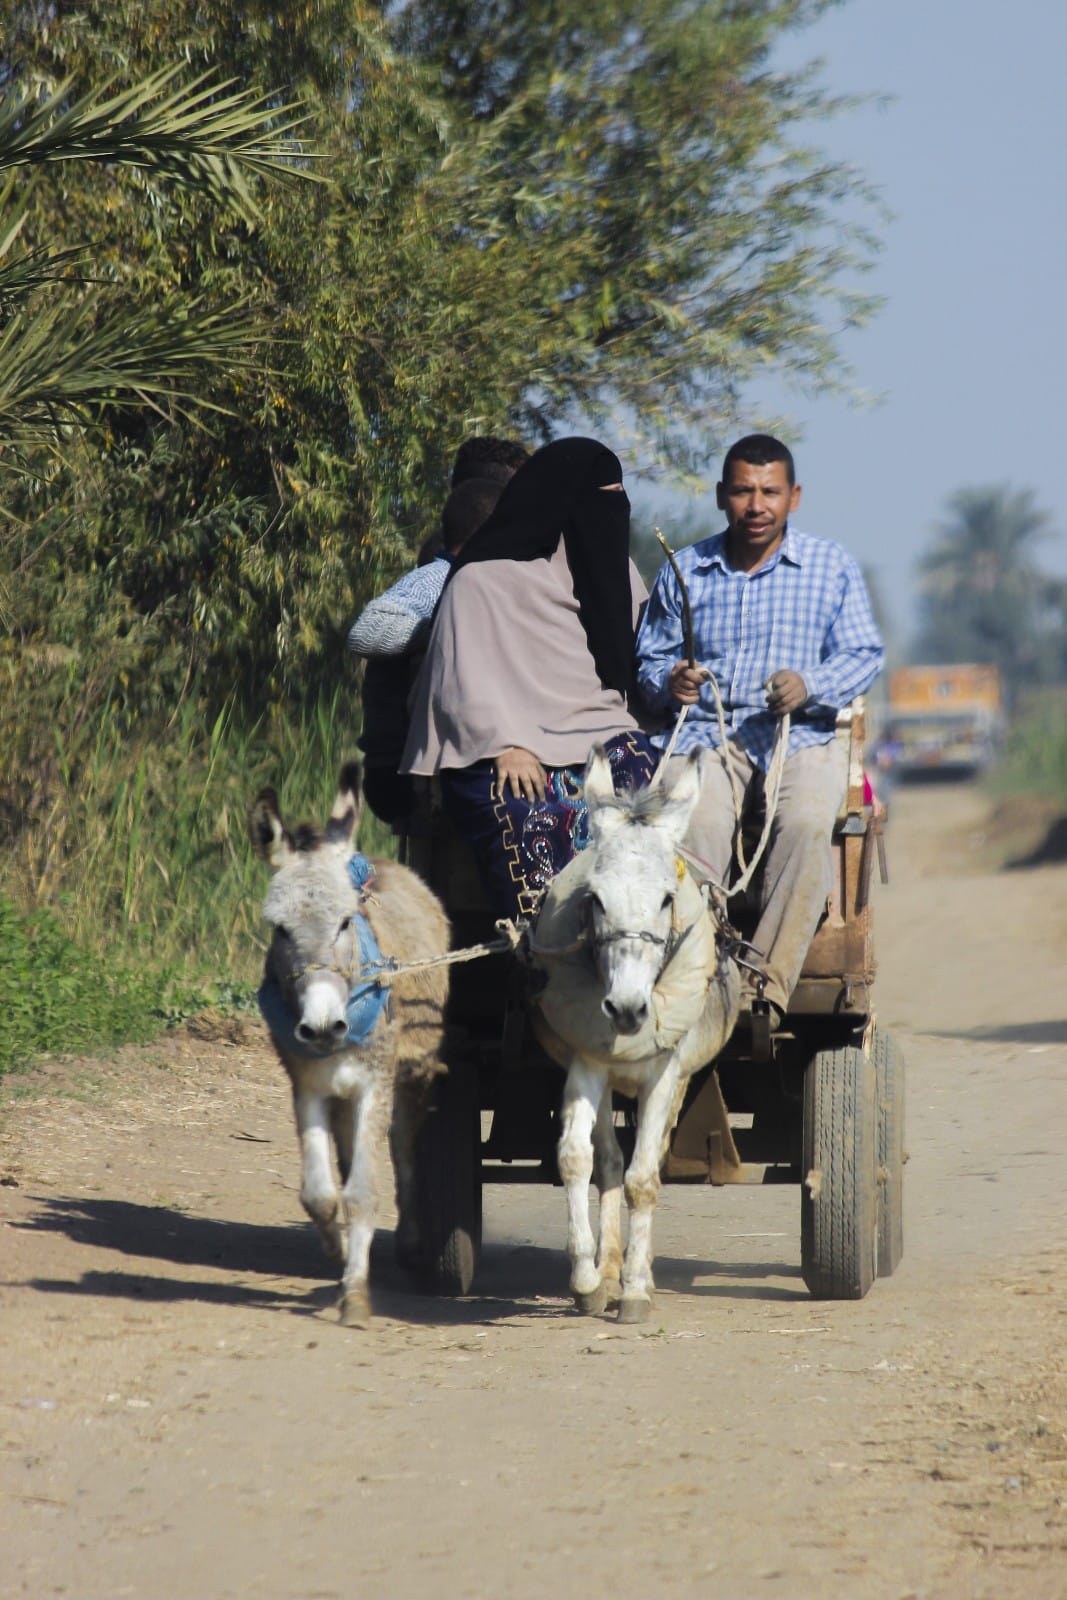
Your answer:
[249,763,449,1326]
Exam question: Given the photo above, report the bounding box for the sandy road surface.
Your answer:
[1,784,1065,1600]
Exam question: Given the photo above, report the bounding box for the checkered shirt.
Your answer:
[635,526,884,769]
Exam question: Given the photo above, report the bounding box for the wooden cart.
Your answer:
[401,699,903,1302]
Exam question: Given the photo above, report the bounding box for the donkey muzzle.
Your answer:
[293,974,351,1048]
[601,995,649,1036]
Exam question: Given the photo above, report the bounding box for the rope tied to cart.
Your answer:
[334,917,527,987]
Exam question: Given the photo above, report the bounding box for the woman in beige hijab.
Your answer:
[401,437,657,920]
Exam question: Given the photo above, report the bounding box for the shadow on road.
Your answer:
[653,1253,807,1301]
[26,1268,340,1316]
[10,1194,569,1323]
[12,1194,325,1278]
[1004,814,1067,868]
[926,1019,1067,1045]
[11,1194,808,1324]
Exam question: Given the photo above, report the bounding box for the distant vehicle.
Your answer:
[876,664,1004,781]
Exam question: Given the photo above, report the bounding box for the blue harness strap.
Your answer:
[347,853,376,893]
[257,853,392,1057]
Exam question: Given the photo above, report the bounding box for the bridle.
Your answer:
[579,892,694,983]
[578,874,765,991]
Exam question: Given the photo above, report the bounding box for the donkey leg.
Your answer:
[330,1097,354,1186]
[337,1081,389,1327]
[618,1064,681,1323]
[293,1086,346,1266]
[592,1091,624,1310]
[558,1064,606,1311]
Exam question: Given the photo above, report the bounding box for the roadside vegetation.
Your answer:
[2,0,881,1072]
[991,689,1067,803]
[909,486,1067,811]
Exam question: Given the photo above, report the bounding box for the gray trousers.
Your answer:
[672,738,848,1015]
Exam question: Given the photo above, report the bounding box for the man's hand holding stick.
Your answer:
[655,528,710,706]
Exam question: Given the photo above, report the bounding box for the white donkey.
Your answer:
[249,763,449,1327]
[530,747,742,1323]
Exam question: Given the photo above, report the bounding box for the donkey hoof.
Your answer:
[339,1289,371,1328]
[573,1284,609,1316]
[600,1277,623,1310]
[617,1294,653,1325]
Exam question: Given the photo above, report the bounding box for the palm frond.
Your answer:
[0,65,320,223]
[0,290,264,452]
[0,239,87,311]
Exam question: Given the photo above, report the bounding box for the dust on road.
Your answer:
[1,783,1065,1600]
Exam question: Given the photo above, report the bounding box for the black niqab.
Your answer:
[448,437,636,696]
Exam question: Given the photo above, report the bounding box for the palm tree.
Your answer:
[0,66,314,462]
[913,484,1061,689]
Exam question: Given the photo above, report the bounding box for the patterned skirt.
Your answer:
[440,730,658,922]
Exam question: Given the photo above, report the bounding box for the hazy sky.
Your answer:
[634,0,1067,651]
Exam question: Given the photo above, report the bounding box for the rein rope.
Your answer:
[291,918,525,991]
[360,920,525,986]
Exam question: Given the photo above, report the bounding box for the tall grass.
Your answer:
[2,677,393,1039]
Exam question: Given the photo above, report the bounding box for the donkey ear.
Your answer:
[249,788,294,869]
[583,744,615,807]
[584,744,627,841]
[644,749,703,840]
[326,761,362,846]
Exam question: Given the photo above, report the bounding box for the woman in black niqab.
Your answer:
[449,437,636,695]
[405,435,657,921]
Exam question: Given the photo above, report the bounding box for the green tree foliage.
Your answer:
[0,18,318,860]
[913,485,1066,692]
[390,0,878,453]
[2,0,878,712]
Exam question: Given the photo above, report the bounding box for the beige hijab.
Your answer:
[401,541,646,774]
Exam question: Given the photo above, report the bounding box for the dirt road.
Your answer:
[2,784,1065,1600]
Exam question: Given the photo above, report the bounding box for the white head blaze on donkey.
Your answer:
[529,745,742,1323]
[249,764,449,1327]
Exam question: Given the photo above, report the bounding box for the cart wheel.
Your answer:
[872,1028,905,1277]
[801,1044,878,1300]
[416,1061,482,1295]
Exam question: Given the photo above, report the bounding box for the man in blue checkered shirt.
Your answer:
[635,434,884,1023]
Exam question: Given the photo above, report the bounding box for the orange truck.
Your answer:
[877,664,1005,780]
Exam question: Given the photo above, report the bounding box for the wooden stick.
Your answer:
[655,527,696,669]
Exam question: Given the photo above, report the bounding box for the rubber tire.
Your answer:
[800,1044,878,1300]
[872,1028,905,1277]
[415,1063,482,1295]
